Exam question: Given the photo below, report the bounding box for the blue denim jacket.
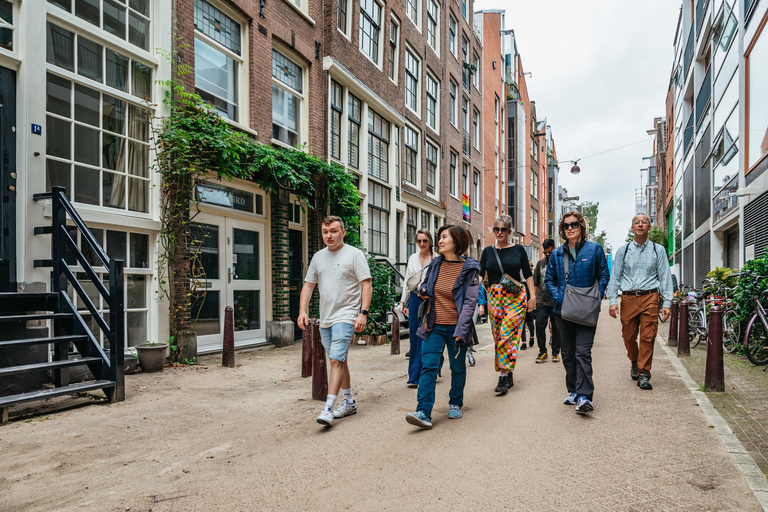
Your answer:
[544,239,610,315]
[416,255,480,347]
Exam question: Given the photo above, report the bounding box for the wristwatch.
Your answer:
[359,309,369,316]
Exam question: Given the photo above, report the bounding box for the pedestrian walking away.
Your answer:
[468,284,488,367]
[606,213,674,391]
[405,225,480,429]
[545,212,610,413]
[520,263,536,350]
[399,229,437,387]
[479,215,535,395]
[297,216,372,428]
[533,238,561,363]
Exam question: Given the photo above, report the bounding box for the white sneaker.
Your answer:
[333,399,357,418]
[316,407,334,426]
[563,392,578,405]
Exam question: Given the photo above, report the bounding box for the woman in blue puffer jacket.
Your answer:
[545,211,610,414]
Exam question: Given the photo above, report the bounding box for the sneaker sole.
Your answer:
[316,418,333,427]
[332,409,357,419]
[536,359,547,363]
[405,414,432,429]
[448,412,462,419]
[575,404,593,413]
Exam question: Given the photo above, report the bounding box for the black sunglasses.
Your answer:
[492,227,509,233]
[563,221,581,231]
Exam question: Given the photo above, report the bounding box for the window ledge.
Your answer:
[281,0,317,25]
[271,138,306,152]
[223,117,258,138]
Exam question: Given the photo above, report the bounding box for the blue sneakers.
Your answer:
[448,405,462,419]
[563,392,578,405]
[575,395,593,413]
[406,411,433,429]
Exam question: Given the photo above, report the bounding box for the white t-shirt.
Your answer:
[304,244,371,328]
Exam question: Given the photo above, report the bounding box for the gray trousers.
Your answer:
[553,313,597,401]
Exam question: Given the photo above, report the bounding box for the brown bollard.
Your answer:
[678,302,690,357]
[311,320,328,401]
[391,308,401,355]
[705,305,725,392]
[222,305,235,368]
[301,319,313,378]
[668,302,679,346]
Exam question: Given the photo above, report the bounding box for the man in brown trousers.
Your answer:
[606,213,674,390]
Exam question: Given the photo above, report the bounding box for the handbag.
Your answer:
[560,252,601,327]
[417,296,432,333]
[493,248,523,295]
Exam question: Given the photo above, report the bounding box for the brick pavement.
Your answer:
[658,320,768,478]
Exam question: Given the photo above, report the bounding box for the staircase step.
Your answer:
[0,335,88,350]
[32,192,53,201]
[34,226,53,235]
[0,357,102,377]
[0,380,115,409]
[0,313,72,323]
[0,292,59,313]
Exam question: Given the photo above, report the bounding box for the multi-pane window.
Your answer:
[404,126,419,185]
[368,182,390,255]
[532,171,538,199]
[393,125,401,191]
[473,170,480,209]
[450,152,458,197]
[472,52,479,88]
[461,35,469,88]
[747,26,768,171]
[348,94,361,168]
[46,72,151,213]
[461,0,467,19]
[389,18,399,82]
[425,141,437,194]
[195,0,242,120]
[426,74,438,131]
[338,0,348,34]
[427,0,439,51]
[360,0,382,64]
[473,109,479,148]
[406,206,417,257]
[421,211,430,228]
[462,96,470,156]
[48,0,151,51]
[368,109,390,181]
[405,49,419,112]
[449,14,457,56]
[462,162,469,195]
[0,0,12,51]
[449,80,457,127]
[406,0,418,26]
[272,49,303,146]
[330,81,343,160]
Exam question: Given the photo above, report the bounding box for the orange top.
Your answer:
[433,260,463,325]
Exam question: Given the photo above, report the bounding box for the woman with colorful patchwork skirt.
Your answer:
[479,215,535,394]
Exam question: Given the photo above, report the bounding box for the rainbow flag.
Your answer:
[462,194,471,221]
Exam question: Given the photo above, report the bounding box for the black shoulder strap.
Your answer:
[564,248,569,284]
[493,247,505,275]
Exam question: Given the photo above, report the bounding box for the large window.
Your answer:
[330,80,343,161]
[389,17,399,82]
[462,162,469,195]
[472,52,479,88]
[194,0,242,120]
[461,35,469,89]
[427,0,439,52]
[461,0,467,20]
[449,14,457,57]
[747,25,768,172]
[426,140,437,195]
[46,72,150,213]
[404,126,419,185]
[405,48,420,113]
[472,108,479,148]
[449,79,457,127]
[368,109,389,181]
[450,151,458,197]
[406,0,418,27]
[338,0,348,34]
[48,0,150,51]
[406,206,417,257]
[368,182,390,255]
[348,94,361,168]
[272,48,304,146]
[473,170,480,210]
[360,0,382,64]
[426,73,438,131]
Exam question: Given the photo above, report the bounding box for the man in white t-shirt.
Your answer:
[298,216,372,427]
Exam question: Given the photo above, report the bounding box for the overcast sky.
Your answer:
[474,0,681,249]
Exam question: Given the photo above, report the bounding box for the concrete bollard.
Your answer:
[705,305,725,392]
[311,320,328,401]
[222,306,235,368]
[668,302,678,346]
[391,308,400,355]
[678,302,690,357]
[301,319,313,378]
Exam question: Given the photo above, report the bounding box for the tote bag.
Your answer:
[560,252,601,327]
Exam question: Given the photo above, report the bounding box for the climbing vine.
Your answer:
[150,54,360,360]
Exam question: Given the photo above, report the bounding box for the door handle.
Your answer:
[229,268,235,283]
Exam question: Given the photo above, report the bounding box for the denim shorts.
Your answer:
[319,322,355,362]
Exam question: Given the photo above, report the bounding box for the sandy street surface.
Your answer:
[0,315,763,511]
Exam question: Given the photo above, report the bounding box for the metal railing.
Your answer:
[695,66,711,128]
[684,29,695,77]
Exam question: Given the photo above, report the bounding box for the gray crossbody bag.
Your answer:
[560,252,601,327]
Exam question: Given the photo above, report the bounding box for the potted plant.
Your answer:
[135,337,170,373]
[124,347,139,375]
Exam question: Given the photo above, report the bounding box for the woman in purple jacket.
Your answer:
[405,225,480,429]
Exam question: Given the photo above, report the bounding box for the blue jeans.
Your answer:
[416,324,467,420]
[407,291,424,384]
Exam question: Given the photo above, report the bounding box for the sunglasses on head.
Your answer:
[564,221,581,231]
[492,227,509,233]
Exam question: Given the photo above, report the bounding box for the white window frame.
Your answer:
[404,46,420,115]
[389,16,400,84]
[425,138,439,198]
[338,0,350,38]
[406,0,420,30]
[271,45,306,148]
[450,151,458,199]
[425,71,439,133]
[449,79,458,129]
[427,0,439,55]
[472,51,479,89]
[473,170,480,211]
[448,14,457,58]
[360,0,383,67]
[404,124,420,187]
[472,108,479,149]
[329,80,344,162]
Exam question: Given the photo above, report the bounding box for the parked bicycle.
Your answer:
[743,273,768,366]
[680,286,708,348]
[702,277,741,353]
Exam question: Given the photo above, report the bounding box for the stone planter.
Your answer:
[136,343,168,373]
[124,355,139,375]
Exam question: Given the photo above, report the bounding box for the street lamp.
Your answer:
[556,159,581,175]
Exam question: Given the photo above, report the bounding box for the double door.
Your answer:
[191,215,266,353]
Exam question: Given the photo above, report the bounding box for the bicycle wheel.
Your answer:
[689,308,707,348]
[722,309,740,353]
[744,316,768,365]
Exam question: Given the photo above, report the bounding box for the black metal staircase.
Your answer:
[0,187,124,423]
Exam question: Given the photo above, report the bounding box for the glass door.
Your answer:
[226,218,266,346]
[191,219,225,353]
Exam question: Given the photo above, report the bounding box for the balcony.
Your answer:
[695,66,711,128]
[463,131,471,157]
[684,29,695,78]
[684,110,695,156]
[696,0,709,37]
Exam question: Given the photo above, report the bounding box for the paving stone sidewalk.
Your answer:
[658,320,768,478]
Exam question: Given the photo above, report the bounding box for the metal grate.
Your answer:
[695,233,711,287]
[744,190,768,259]
[684,244,694,287]
[694,124,711,230]
[683,160,694,238]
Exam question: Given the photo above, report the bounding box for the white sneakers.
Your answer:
[333,399,357,418]
[316,407,334,426]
